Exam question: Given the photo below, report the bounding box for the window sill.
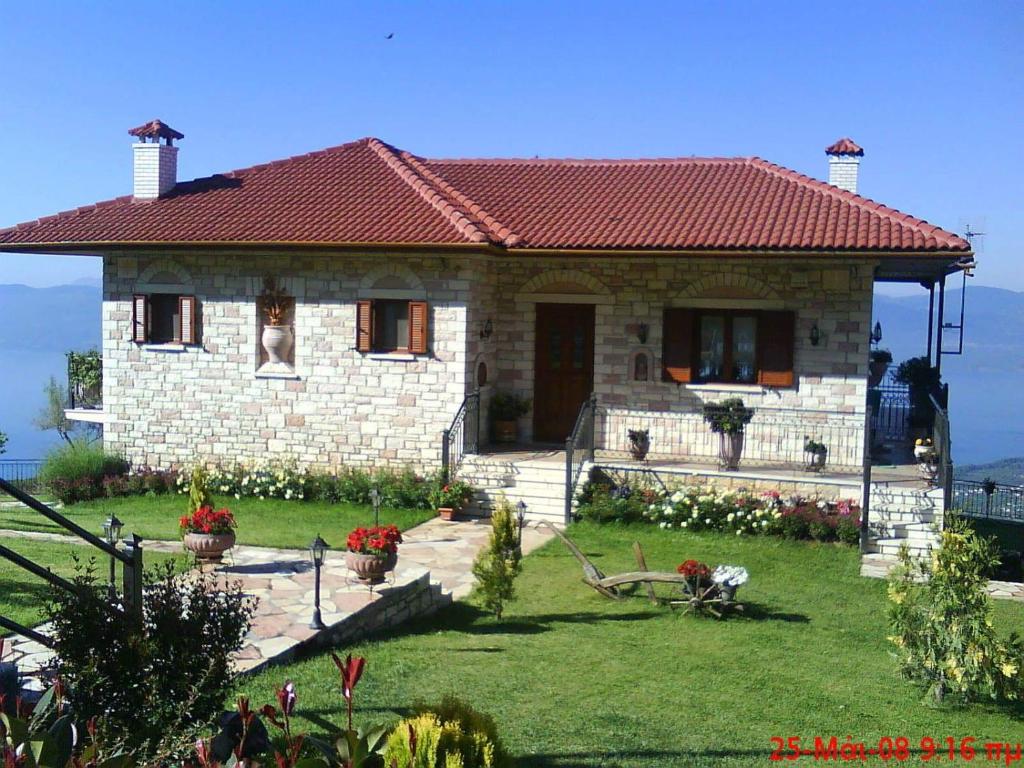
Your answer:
[142,343,186,353]
[366,352,417,362]
[684,383,765,394]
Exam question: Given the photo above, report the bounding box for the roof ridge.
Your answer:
[745,157,970,249]
[399,151,521,246]
[424,155,747,166]
[364,139,493,245]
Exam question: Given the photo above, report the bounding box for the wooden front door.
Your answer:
[533,303,595,442]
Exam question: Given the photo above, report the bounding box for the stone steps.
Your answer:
[458,455,574,524]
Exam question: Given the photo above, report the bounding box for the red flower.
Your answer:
[676,559,710,578]
[345,524,402,555]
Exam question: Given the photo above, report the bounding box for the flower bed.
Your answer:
[578,475,860,545]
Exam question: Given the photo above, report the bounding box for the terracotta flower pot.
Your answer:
[438,507,456,522]
[719,432,745,471]
[494,420,517,443]
[261,324,294,364]
[183,532,236,563]
[345,550,398,584]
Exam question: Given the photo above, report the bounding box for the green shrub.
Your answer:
[384,696,510,768]
[835,516,861,546]
[471,498,522,619]
[888,518,1024,704]
[39,441,128,504]
[187,465,213,513]
[47,560,256,759]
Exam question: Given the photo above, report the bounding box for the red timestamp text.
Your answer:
[769,736,1024,763]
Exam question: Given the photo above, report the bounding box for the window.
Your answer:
[133,293,197,345]
[662,308,794,387]
[356,299,428,354]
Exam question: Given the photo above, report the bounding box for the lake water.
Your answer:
[0,349,70,459]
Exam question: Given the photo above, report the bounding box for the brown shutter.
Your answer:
[132,294,148,343]
[661,308,694,383]
[178,295,196,344]
[356,300,373,352]
[758,310,796,387]
[408,301,428,354]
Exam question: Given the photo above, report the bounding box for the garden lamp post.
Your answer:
[370,487,381,527]
[308,534,329,630]
[102,515,123,596]
[516,501,527,546]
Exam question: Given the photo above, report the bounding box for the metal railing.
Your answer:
[441,390,480,481]
[565,394,597,524]
[953,479,1024,523]
[0,460,43,493]
[931,392,954,511]
[870,370,911,442]
[0,477,144,645]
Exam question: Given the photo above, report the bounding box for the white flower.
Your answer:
[727,513,735,522]
[736,530,742,535]
[659,522,668,529]
[712,565,749,587]
[704,518,711,525]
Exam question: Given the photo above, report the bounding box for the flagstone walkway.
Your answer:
[1,518,556,685]
[861,553,1024,601]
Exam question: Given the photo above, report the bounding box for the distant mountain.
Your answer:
[0,283,101,352]
[958,458,1024,486]
[70,276,102,288]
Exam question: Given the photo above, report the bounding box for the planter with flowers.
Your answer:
[702,398,755,471]
[711,564,749,604]
[803,437,828,473]
[914,438,939,485]
[180,506,237,563]
[430,479,474,521]
[345,524,402,583]
[673,559,746,617]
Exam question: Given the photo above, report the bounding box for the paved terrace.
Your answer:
[2,518,555,686]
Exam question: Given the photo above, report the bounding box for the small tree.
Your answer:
[888,517,1024,704]
[188,465,214,513]
[0,430,7,455]
[34,376,74,444]
[471,497,523,620]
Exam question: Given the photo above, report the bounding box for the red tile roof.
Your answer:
[826,138,864,156]
[128,119,184,142]
[0,137,968,253]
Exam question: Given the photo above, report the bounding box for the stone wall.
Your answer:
[103,251,471,471]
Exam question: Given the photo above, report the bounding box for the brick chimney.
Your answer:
[825,138,863,194]
[129,119,183,200]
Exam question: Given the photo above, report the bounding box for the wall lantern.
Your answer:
[308,534,329,630]
[636,322,649,344]
[480,319,493,340]
[809,323,821,347]
[515,500,527,546]
[870,321,883,346]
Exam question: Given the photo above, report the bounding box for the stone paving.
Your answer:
[861,553,1024,601]
[1,518,555,685]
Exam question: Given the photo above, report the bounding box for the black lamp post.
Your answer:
[308,534,329,630]
[370,487,381,527]
[515,501,527,547]
[102,515,123,595]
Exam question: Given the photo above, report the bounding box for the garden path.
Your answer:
[0,518,555,687]
[861,553,1024,601]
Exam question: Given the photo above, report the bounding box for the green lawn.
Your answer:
[0,538,184,634]
[0,496,435,550]
[239,523,1024,767]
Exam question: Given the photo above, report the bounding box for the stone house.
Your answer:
[0,123,973,530]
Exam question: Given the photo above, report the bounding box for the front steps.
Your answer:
[456,453,574,525]
[866,484,944,557]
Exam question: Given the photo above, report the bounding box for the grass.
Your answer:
[0,538,184,634]
[0,495,435,550]
[239,523,1024,768]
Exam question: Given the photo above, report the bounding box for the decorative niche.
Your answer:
[630,349,653,382]
[257,277,297,376]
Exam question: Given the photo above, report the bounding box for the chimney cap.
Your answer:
[128,119,184,143]
[825,138,863,157]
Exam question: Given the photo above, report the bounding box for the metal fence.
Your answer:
[0,460,43,493]
[953,479,1024,523]
[565,394,597,523]
[870,371,911,442]
[441,390,480,481]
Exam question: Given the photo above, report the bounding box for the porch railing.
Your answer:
[0,477,144,645]
[931,392,954,510]
[565,394,597,524]
[441,390,480,481]
[870,370,911,442]
[953,479,1024,523]
[0,460,43,494]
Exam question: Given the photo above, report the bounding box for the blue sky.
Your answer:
[0,1,1020,291]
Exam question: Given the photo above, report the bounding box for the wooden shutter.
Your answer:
[661,308,694,383]
[356,300,373,352]
[757,310,796,387]
[132,294,148,343]
[408,301,428,354]
[178,295,196,345]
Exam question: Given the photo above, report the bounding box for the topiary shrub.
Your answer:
[39,441,128,504]
[888,517,1024,704]
[384,696,511,768]
[471,498,523,620]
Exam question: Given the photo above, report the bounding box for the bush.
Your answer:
[39,442,128,504]
[471,498,523,619]
[888,518,1024,704]
[47,560,256,758]
[385,696,511,768]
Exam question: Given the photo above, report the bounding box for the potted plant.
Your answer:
[702,398,754,470]
[894,356,941,428]
[914,438,939,485]
[259,277,293,365]
[627,428,650,461]
[868,348,892,388]
[710,564,749,604]
[180,506,237,563]
[430,479,474,521]
[803,436,828,473]
[490,391,531,443]
[344,524,402,584]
